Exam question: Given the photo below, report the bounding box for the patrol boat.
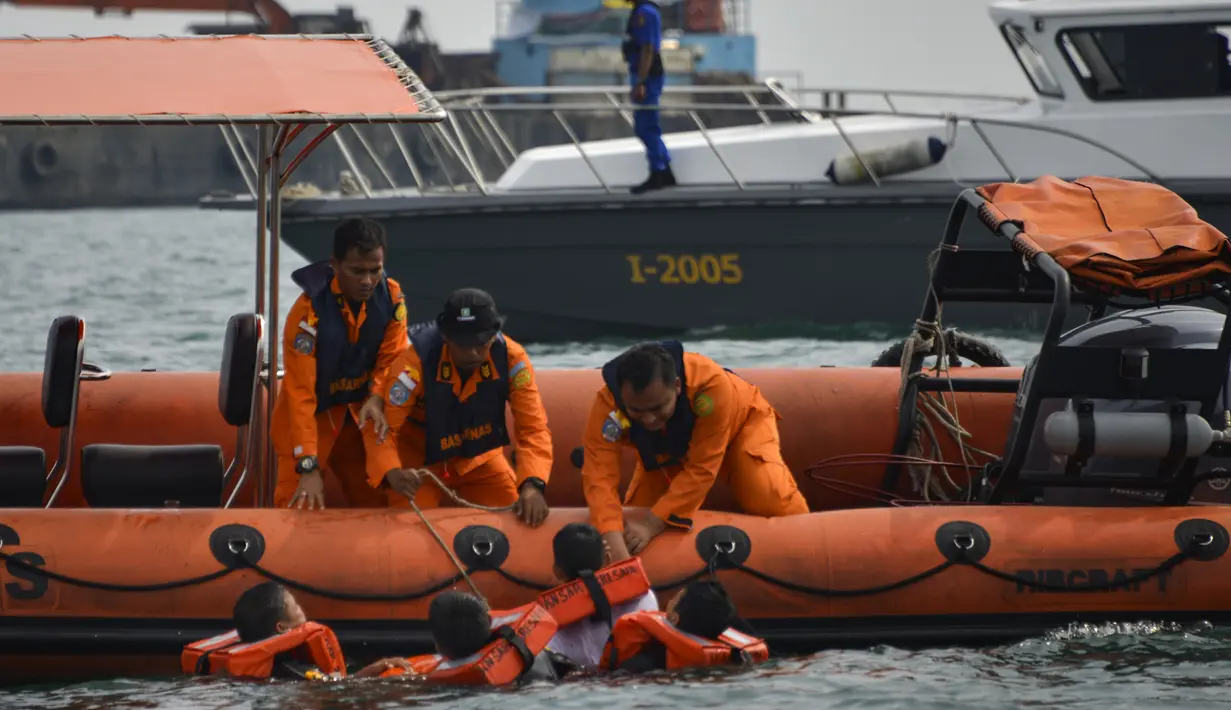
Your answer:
[202,0,1231,343]
[9,30,1231,689]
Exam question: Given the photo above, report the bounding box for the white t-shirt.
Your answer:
[546,589,660,670]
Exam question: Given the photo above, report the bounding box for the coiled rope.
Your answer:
[897,257,1003,501]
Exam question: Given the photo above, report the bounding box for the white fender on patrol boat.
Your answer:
[825,136,947,185]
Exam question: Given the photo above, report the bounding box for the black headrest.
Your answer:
[218,314,262,427]
[42,315,84,429]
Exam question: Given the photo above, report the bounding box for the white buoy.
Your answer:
[825,136,947,185]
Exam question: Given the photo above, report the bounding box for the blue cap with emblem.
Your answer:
[437,288,505,346]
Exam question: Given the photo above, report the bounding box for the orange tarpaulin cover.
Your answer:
[976,176,1231,296]
[0,36,425,122]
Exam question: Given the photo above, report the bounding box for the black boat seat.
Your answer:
[0,315,87,509]
[78,313,262,509]
[80,444,224,508]
[0,447,49,508]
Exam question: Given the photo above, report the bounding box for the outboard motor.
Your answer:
[1008,305,1231,505]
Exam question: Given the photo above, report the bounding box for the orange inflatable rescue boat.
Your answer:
[5,38,1231,687]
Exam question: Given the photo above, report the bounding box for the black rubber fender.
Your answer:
[871,329,1011,368]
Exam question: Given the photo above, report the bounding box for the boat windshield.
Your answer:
[1057,22,1231,101]
[1001,23,1065,98]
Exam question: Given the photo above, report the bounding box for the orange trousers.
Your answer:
[407,456,520,509]
[623,406,810,517]
[392,428,520,509]
[273,407,406,508]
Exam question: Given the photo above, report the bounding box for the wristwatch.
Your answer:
[520,476,547,494]
[295,455,319,475]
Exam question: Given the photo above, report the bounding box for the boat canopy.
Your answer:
[0,34,443,125]
[975,176,1231,297]
[0,33,446,507]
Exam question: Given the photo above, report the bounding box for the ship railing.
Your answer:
[218,79,816,198]
[216,81,1161,199]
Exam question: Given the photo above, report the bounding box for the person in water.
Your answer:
[423,590,578,683]
[272,217,410,510]
[542,522,660,669]
[602,580,765,673]
[232,581,411,680]
[581,341,810,560]
[362,288,553,526]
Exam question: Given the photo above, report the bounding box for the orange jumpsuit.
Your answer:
[581,351,809,533]
[362,333,553,508]
[271,276,409,508]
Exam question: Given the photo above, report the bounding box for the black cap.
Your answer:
[436,288,505,346]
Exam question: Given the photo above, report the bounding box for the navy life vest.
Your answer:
[291,261,395,414]
[408,323,512,465]
[621,1,664,77]
[601,339,694,471]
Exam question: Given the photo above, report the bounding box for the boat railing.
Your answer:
[215,80,1162,199]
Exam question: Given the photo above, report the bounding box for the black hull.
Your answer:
[264,180,1231,343]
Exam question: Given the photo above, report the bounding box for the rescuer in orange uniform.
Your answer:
[363,288,553,526]
[272,217,409,510]
[581,341,810,560]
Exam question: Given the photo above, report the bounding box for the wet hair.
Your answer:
[233,581,290,643]
[553,522,605,581]
[332,217,388,262]
[615,343,677,393]
[429,590,492,660]
[674,581,753,641]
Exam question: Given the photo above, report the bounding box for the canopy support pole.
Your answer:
[254,124,272,507]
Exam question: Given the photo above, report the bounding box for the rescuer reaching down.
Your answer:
[581,341,810,560]
[361,288,553,526]
[271,217,410,511]
[600,580,768,673]
[538,522,660,669]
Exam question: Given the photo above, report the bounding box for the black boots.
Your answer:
[630,165,677,195]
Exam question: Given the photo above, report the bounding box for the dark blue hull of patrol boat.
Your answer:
[201,179,1231,345]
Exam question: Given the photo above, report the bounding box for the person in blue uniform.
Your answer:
[623,0,677,195]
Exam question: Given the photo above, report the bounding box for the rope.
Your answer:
[398,468,520,606]
[897,312,1002,502]
[412,468,519,513]
[0,534,1207,609]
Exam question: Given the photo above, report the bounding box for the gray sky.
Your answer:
[1,0,1032,96]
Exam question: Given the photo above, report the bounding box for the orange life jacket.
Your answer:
[181,621,348,680]
[380,602,558,685]
[599,610,769,671]
[535,557,654,628]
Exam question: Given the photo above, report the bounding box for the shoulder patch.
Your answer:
[511,362,533,390]
[293,331,315,355]
[394,301,407,322]
[601,409,631,442]
[693,392,715,417]
[389,370,418,407]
